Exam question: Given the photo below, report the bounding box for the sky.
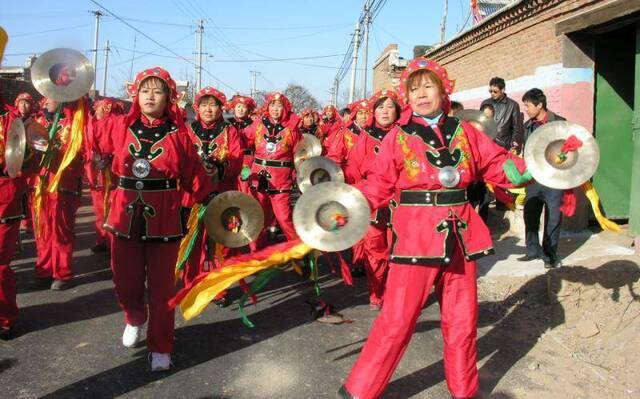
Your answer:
[1,0,473,104]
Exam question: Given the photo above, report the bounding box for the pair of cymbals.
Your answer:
[293,182,370,252]
[203,191,264,248]
[31,48,94,102]
[524,121,599,190]
[4,119,26,178]
[296,156,344,193]
[293,133,322,169]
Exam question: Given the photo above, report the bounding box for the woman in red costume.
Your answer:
[182,86,242,283]
[92,67,215,371]
[227,95,256,194]
[0,105,26,338]
[339,58,531,399]
[326,99,370,168]
[318,104,343,150]
[242,92,301,249]
[85,98,123,253]
[298,108,320,138]
[344,89,402,310]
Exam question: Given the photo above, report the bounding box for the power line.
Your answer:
[11,24,92,38]
[89,0,238,92]
[210,54,345,63]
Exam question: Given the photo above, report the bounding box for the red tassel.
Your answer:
[560,189,577,217]
[337,253,353,286]
[561,135,583,153]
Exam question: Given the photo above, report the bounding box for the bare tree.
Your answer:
[283,83,319,113]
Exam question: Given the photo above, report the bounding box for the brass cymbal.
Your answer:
[293,182,370,252]
[0,27,7,64]
[457,109,498,139]
[31,48,94,102]
[524,121,599,190]
[296,156,344,193]
[4,118,26,178]
[293,133,322,169]
[203,191,264,248]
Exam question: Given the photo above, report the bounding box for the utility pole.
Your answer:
[361,0,372,99]
[440,0,448,44]
[333,77,340,106]
[90,10,104,91]
[348,20,361,104]
[195,19,204,91]
[102,40,110,96]
[250,71,260,100]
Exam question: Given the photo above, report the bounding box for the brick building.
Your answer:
[373,0,640,241]
[372,44,407,92]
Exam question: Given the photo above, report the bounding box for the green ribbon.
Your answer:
[239,267,284,328]
[175,205,207,271]
[503,159,533,186]
[308,252,320,297]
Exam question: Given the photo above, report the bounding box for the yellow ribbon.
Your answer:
[179,242,312,320]
[174,203,204,282]
[582,181,621,232]
[102,169,112,220]
[48,99,84,193]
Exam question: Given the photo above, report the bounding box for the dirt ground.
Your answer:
[475,253,640,399]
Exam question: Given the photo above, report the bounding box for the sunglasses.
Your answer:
[489,89,501,94]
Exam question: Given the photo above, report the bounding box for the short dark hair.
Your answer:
[339,107,351,117]
[480,103,495,112]
[489,77,505,90]
[450,101,464,112]
[522,88,547,110]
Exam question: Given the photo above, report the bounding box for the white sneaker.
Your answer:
[150,352,172,372]
[122,324,142,348]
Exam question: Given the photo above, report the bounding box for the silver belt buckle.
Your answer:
[132,159,151,178]
[438,166,461,188]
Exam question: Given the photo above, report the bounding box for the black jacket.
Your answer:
[523,110,566,146]
[481,94,523,151]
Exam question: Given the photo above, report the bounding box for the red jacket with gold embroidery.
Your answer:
[326,122,363,167]
[182,119,242,207]
[0,109,27,223]
[243,116,301,192]
[228,116,253,169]
[93,114,215,241]
[356,111,527,265]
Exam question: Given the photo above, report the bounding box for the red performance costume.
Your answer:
[182,87,242,283]
[12,93,37,233]
[327,99,369,168]
[319,104,343,151]
[0,107,25,336]
[243,92,301,249]
[227,95,256,194]
[344,90,402,308]
[92,67,215,366]
[341,58,529,399]
[85,98,123,252]
[33,100,86,289]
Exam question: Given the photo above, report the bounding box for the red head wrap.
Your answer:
[398,57,455,116]
[366,89,402,127]
[347,99,371,123]
[321,104,339,121]
[193,86,227,122]
[227,94,256,113]
[125,67,183,127]
[260,92,294,125]
[14,92,34,107]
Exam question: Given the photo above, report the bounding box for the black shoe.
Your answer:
[90,243,108,254]
[544,260,562,269]
[50,279,72,291]
[338,385,357,399]
[213,296,231,308]
[0,326,14,340]
[517,254,540,262]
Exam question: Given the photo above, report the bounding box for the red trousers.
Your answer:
[111,236,178,354]
[344,247,479,399]
[0,221,19,329]
[361,223,390,306]
[250,190,297,250]
[34,193,80,281]
[89,187,109,246]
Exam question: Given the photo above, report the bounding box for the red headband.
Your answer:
[227,94,256,113]
[398,57,455,115]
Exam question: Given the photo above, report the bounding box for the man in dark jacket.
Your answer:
[518,88,565,269]
[481,77,524,152]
